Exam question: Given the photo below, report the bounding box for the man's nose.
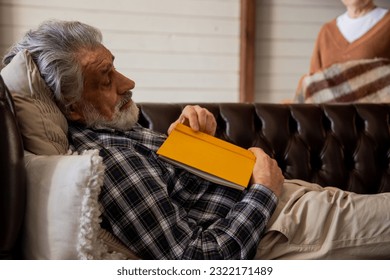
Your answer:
[117,71,135,94]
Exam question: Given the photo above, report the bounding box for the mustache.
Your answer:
[116,91,133,109]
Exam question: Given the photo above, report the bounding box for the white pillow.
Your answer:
[23,149,137,259]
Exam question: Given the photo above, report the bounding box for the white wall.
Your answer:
[0,0,240,103]
[255,0,390,103]
[2,0,390,104]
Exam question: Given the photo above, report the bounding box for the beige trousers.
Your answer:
[255,179,390,259]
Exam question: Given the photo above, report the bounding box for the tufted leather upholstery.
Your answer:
[138,102,390,194]
[0,76,26,259]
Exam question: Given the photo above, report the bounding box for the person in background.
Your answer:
[3,20,390,260]
[310,0,390,74]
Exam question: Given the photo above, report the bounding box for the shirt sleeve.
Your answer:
[99,145,278,260]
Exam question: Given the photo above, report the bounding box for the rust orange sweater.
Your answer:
[309,11,390,74]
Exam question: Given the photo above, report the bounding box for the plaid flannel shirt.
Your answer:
[68,122,277,259]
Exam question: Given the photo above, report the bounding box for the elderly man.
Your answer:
[3,20,390,260]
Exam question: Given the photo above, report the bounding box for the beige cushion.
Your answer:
[23,150,137,260]
[1,50,68,155]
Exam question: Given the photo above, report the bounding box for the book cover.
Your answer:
[157,123,255,190]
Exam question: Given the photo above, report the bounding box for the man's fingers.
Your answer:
[180,105,216,135]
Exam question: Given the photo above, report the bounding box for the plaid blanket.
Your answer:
[294,58,390,103]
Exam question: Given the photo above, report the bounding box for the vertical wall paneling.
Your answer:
[239,0,256,102]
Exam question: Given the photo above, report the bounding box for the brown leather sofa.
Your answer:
[138,102,390,194]
[1,75,390,259]
[0,76,26,260]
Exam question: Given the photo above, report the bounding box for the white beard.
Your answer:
[82,99,140,131]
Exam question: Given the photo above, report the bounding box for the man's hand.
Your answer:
[168,105,217,136]
[249,147,284,197]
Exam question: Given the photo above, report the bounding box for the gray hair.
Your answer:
[2,20,103,115]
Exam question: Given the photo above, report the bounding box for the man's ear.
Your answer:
[68,103,83,121]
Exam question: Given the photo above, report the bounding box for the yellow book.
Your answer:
[157,123,255,190]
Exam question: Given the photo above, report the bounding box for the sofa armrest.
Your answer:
[0,75,26,259]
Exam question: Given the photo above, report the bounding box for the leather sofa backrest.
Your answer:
[138,103,390,194]
[0,75,26,259]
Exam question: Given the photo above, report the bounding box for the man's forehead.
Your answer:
[79,45,114,70]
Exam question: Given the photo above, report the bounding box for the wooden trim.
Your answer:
[239,0,256,102]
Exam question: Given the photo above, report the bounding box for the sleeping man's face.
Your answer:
[69,44,139,131]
